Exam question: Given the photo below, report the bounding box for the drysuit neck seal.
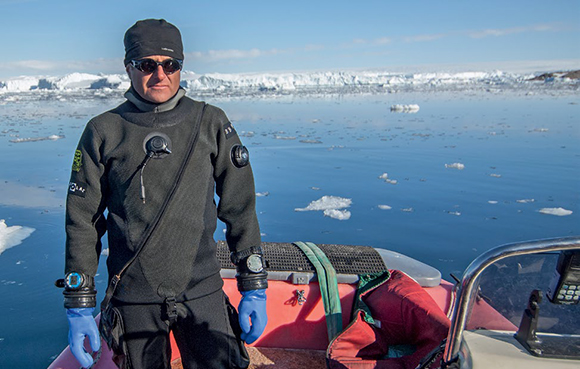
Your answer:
[125,86,185,113]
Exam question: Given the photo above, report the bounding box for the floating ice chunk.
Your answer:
[9,135,65,143]
[532,128,549,132]
[240,131,255,138]
[490,173,502,178]
[323,209,351,220]
[274,135,296,140]
[101,248,109,256]
[299,139,323,144]
[401,208,414,212]
[0,220,35,255]
[447,211,461,216]
[538,207,573,216]
[390,104,420,113]
[378,205,392,210]
[516,199,535,203]
[295,195,352,212]
[445,163,465,170]
[488,201,498,204]
[256,192,270,197]
[378,173,398,184]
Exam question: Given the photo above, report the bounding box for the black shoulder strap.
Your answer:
[101,102,207,310]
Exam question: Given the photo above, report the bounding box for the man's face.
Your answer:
[126,55,181,104]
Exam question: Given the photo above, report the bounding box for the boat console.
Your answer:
[443,237,580,369]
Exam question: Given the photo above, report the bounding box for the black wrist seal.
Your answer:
[231,246,268,291]
[236,271,268,291]
[56,272,97,309]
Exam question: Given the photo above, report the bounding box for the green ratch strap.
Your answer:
[293,241,343,341]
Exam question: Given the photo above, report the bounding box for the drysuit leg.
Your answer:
[173,290,249,369]
[113,303,172,369]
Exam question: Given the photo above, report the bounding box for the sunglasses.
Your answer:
[130,58,183,75]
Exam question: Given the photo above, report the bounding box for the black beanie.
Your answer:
[124,19,184,66]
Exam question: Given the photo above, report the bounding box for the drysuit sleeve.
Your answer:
[212,108,266,291]
[213,109,261,254]
[64,120,108,282]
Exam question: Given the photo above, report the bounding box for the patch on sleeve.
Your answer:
[71,150,83,172]
[223,122,237,140]
[68,181,87,198]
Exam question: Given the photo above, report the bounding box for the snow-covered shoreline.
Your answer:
[1,68,578,100]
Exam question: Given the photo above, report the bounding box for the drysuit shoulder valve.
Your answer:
[231,145,250,168]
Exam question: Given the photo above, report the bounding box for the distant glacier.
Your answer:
[1,69,578,99]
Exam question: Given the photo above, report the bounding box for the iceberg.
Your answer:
[0,220,35,255]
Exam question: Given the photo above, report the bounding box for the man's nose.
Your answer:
[152,65,167,79]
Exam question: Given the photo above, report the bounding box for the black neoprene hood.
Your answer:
[124,19,184,66]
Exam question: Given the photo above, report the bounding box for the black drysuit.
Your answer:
[65,88,260,368]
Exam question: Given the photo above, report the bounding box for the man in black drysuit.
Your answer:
[61,19,267,369]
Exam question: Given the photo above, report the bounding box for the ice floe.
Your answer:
[445,163,465,170]
[0,219,35,255]
[295,195,352,220]
[323,209,351,220]
[9,134,65,143]
[538,207,573,216]
[378,205,392,210]
[390,104,420,113]
[256,192,270,197]
[516,199,535,203]
[378,173,398,184]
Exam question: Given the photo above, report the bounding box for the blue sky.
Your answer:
[1,0,579,79]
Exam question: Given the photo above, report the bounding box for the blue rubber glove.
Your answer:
[66,308,100,368]
[238,289,267,344]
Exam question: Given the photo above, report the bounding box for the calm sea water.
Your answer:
[0,92,578,367]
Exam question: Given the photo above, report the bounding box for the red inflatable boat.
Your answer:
[49,238,580,369]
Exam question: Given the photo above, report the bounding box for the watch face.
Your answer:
[65,272,83,289]
[246,254,263,273]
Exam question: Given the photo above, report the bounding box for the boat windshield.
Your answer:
[470,252,579,336]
